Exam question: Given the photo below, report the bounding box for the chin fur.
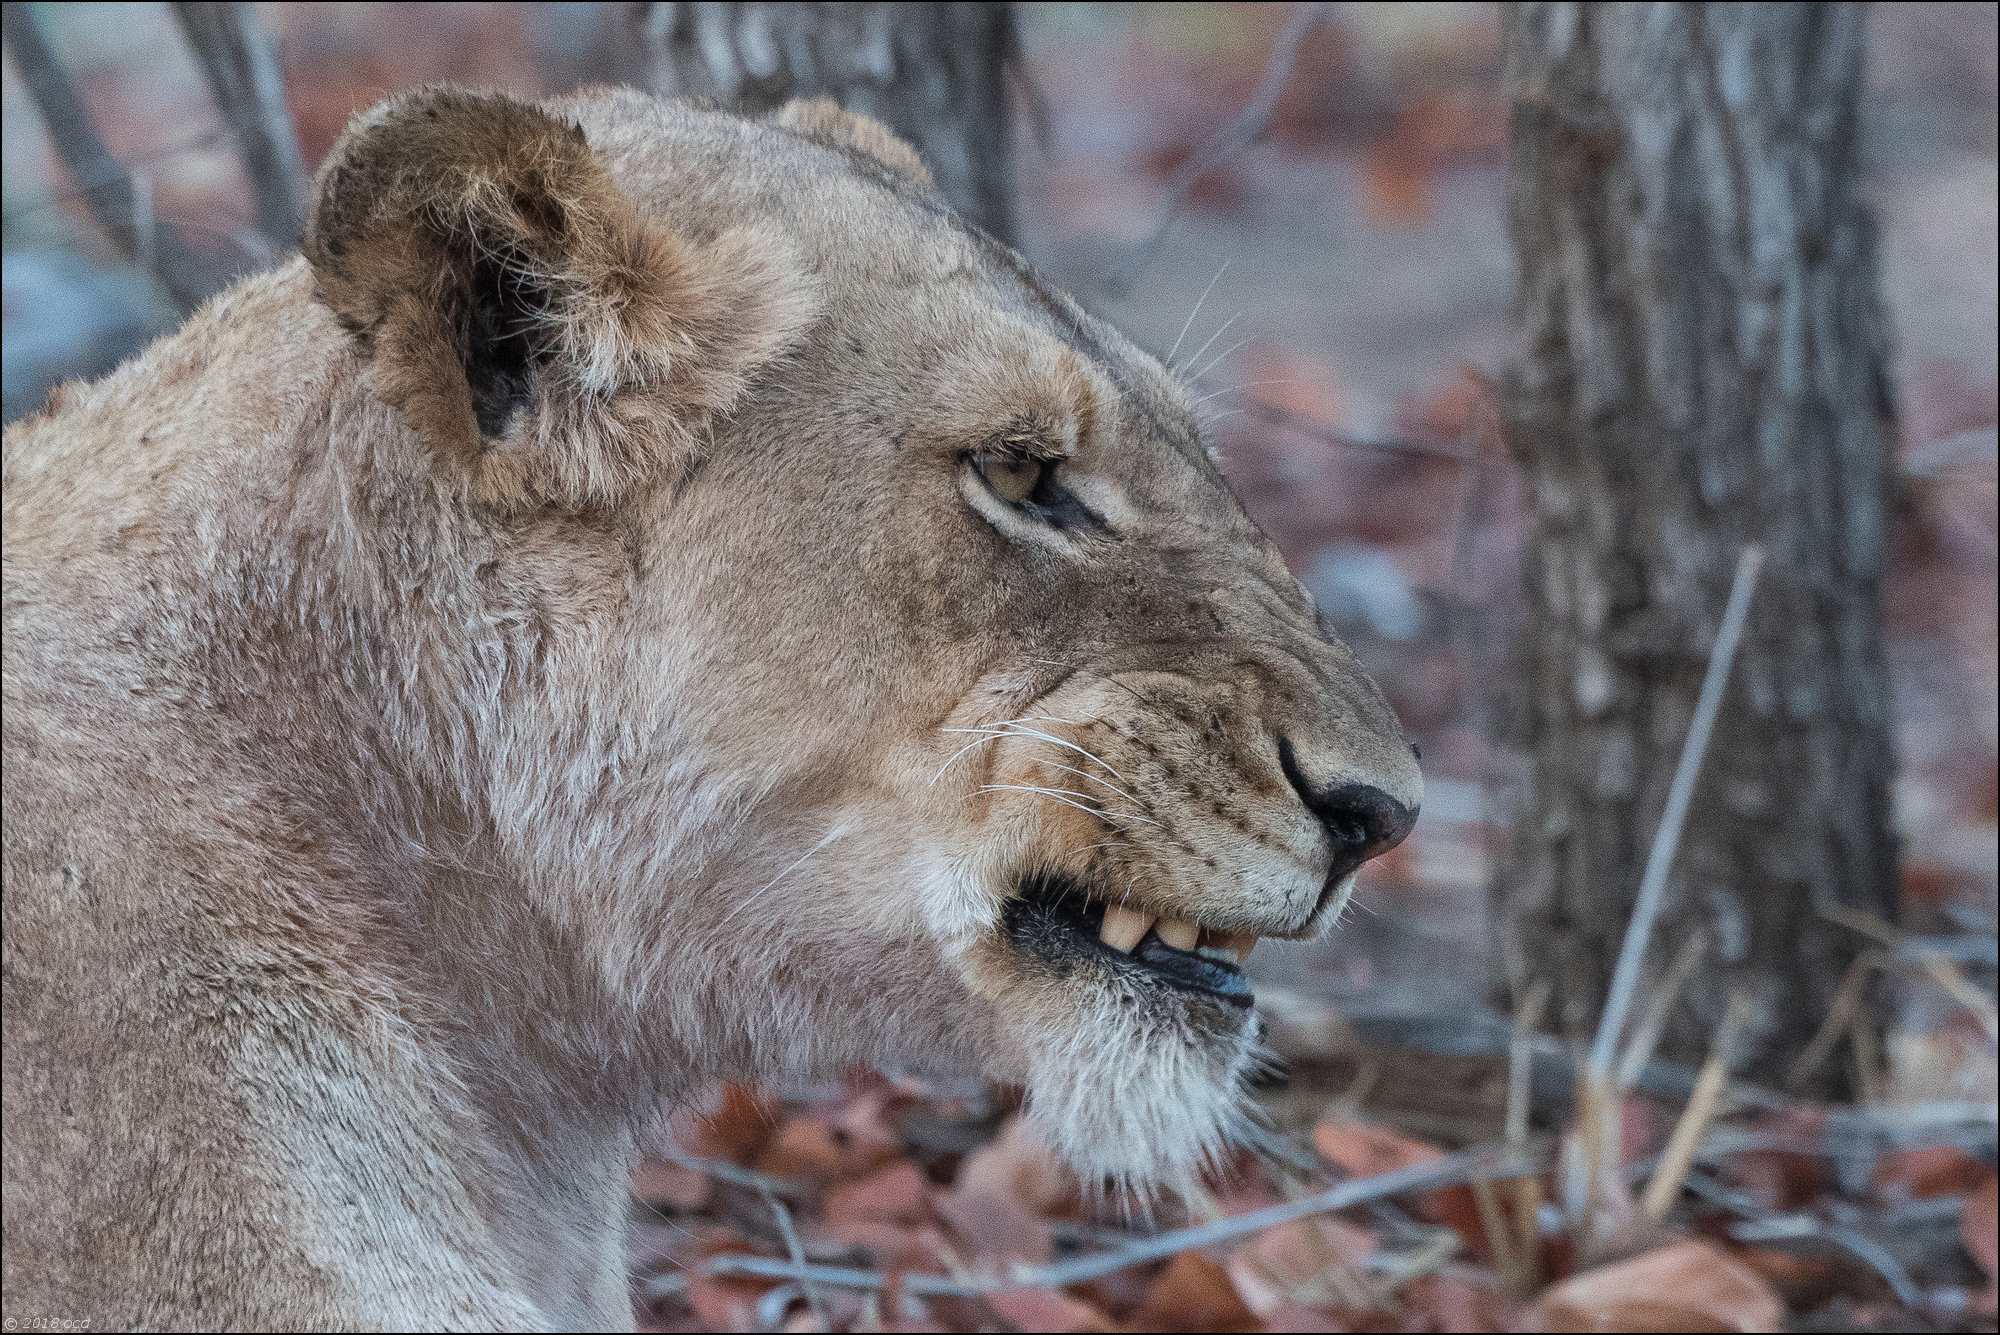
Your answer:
[1008,963,1269,1216]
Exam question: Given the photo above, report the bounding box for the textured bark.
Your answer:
[630,2,1017,243]
[1497,3,1898,1086]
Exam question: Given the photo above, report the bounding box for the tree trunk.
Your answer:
[629,2,1017,244]
[1497,2,1897,1088]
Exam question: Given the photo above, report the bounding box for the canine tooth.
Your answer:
[1099,905,1154,953]
[1157,917,1199,952]
[1230,935,1256,965]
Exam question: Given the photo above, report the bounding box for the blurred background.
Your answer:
[4,4,1995,1330]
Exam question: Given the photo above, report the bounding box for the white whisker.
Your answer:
[1034,763,1164,828]
[988,722,1128,784]
[928,732,1004,786]
[977,784,1110,825]
[1189,378,1300,408]
[1037,760,1142,808]
[1166,259,1228,371]
[1187,334,1251,386]
[1178,311,1240,387]
[745,821,852,902]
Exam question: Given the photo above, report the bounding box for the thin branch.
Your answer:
[1726,1212,1924,1308]
[1233,394,1478,463]
[1786,949,1884,1090]
[1105,3,1331,292]
[666,1153,806,1200]
[1821,905,2000,1043]
[171,2,308,248]
[758,1183,829,1330]
[702,1140,1544,1298]
[0,4,221,309]
[1586,546,1767,1081]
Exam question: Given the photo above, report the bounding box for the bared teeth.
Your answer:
[1101,910,1260,963]
[1099,904,1154,953]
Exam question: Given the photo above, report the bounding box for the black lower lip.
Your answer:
[1001,871,1255,1009]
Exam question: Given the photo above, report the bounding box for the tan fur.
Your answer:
[765,96,938,188]
[2,86,1419,1329]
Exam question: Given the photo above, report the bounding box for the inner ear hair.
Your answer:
[459,239,549,438]
[306,87,604,453]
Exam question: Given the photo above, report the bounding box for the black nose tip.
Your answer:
[1277,737,1418,873]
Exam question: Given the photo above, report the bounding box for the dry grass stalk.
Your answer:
[1584,545,1765,1083]
[1616,929,1710,1090]
[1640,992,1751,1221]
[1786,950,1883,1090]
[1825,904,2000,1045]
[1505,979,1550,1290]
[1508,1173,1545,1290]
[1470,1176,1522,1289]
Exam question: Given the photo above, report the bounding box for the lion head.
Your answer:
[303,86,1420,1196]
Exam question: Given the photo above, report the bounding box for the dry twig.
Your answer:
[1587,546,1767,1081]
[702,1140,1544,1299]
[1566,547,1764,1245]
[1105,3,1330,292]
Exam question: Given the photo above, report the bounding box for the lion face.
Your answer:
[644,291,1421,1192]
[306,86,1418,1195]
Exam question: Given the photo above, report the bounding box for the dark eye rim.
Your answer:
[965,451,1108,534]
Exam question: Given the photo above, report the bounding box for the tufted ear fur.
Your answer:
[306,85,819,509]
[766,98,934,191]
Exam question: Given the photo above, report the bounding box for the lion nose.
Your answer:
[1277,736,1418,877]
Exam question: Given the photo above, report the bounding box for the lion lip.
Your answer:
[1128,931,1255,1007]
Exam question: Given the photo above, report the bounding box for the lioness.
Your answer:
[1,86,1420,1328]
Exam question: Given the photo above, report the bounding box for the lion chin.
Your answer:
[930,864,1368,1203]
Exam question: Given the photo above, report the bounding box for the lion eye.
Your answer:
[976,454,1051,507]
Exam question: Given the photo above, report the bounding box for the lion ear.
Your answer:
[766,98,934,190]
[306,85,819,508]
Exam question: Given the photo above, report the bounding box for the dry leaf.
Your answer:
[985,1286,1117,1333]
[1726,1107,1831,1210]
[1873,1143,1989,1200]
[1968,1171,1999,1276]
[1312,1119,1444,1179]
[1311,1117,1477,1234]
[814,1218,944,1272]
[632,1156,711,1212]
[935,1113,1073,1264]
[755,1111,901,1182]
[1966,1170,1998,1315]
[1517,1239,1784,1333]
[686,1261,779,1331]
[1130,1252,1260,1333]
[1226,1216,1377,1317]
[823,1159,931,1227]
[1398,1274,1509,1333]
[1249,1303,1362,1333]
[956,1114,1080,1216]
[673,1083,777,1164]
